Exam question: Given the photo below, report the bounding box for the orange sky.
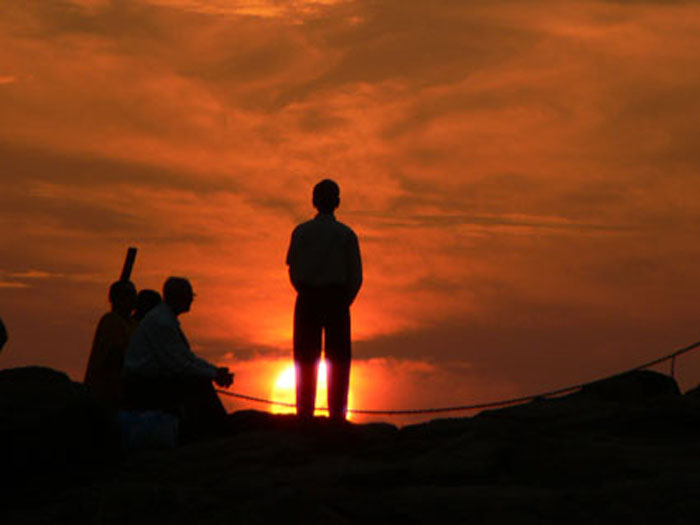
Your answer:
[3,0,700,425]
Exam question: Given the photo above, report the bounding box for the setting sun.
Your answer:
[270,360,354,419]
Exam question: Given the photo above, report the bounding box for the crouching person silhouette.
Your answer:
[286,179,362,421]
[123,277,234,441]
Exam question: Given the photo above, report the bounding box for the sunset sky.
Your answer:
[3,0,700,425]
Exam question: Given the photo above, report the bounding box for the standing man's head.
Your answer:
[163,277,194,315]
[109,280,137,318]
[313,179,340,214]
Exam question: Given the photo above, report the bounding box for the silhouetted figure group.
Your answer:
[83,275,233,441]
[84,283,170,408]
[83,179,361,444]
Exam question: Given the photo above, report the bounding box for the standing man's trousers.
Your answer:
[293,285,351,420]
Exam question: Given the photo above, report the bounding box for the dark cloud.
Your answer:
[355,295,700,395]
[2,0,200,42]
[263,1,541,109]
[383,85,546,140]
[4,0,537,112]
[192,336,287,362]
[297,107,348,133]
[3,193,139,234]
[352,210,631,233]
[0,141,239,194]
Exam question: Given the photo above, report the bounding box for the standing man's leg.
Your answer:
[325,295,351,421]
[294,291,322,418]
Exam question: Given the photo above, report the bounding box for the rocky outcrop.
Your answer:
[581,369,681,401]
[0,367,119,503]
[5,367,700,524]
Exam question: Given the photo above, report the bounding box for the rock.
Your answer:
[5,366,700,523]
[580,369,680,402]
[683,383,700,398]
[0,366,119,503]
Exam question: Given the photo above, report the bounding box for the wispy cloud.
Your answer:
[0,281,30,289]
[351,210,633,234]
[8,270,61,279]
[138,0,344,18]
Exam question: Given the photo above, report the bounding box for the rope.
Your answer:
[216,338,700,416]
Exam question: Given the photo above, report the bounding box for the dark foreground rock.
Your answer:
[4,367,700,524]
[0,367,120,501]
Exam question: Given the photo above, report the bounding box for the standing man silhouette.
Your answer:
[287,179,362,421]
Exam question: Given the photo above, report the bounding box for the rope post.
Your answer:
[216,338,700,416]
[120,247,137,281]
[671,355,676,379]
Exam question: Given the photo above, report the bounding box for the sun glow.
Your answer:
[270,360,354,419]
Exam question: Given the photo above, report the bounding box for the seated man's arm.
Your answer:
[286,228,302,292]
[152,321,218,379]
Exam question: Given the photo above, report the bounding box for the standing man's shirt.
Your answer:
[286,213,362,302]
[124,302,218,379]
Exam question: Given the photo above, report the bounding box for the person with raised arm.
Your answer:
[286,179,363,421]
[84,280,137,409]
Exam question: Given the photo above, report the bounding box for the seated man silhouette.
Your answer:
[286,179,363,421]
[123,277,234,440]
[84,280,137,409]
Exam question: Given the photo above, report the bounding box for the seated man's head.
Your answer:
[313,179,340,214]
[109,280,137,317]
[163,277,194,315]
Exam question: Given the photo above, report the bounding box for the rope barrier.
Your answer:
[216,338,700,416]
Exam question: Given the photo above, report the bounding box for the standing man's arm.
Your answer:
[286,229,301,292]
[346,231,363,306]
